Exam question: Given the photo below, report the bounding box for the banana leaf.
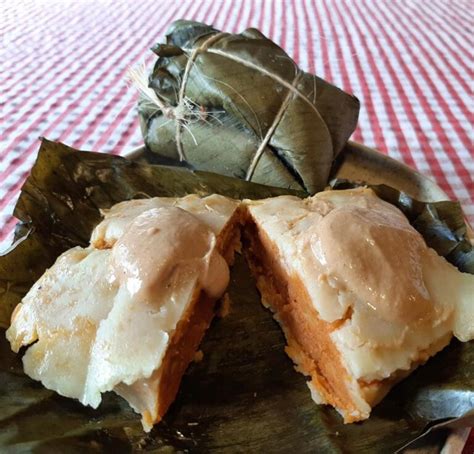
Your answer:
[138,20,360,194]
[0,140,472,453]
[330,179,474,274]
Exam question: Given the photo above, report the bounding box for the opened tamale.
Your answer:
[0,140,473,452]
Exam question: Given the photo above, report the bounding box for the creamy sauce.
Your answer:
[110,207,229,303]
[92,194,239,248]
[311,203,432,324]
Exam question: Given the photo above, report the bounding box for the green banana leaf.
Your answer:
[0,140,472,453]
[139,20,360,194]
[330,179,474,274]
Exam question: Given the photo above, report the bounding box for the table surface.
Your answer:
[1,0,473,248]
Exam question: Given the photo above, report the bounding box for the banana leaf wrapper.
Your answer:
[0,139,473,453]
[139,20,360,194]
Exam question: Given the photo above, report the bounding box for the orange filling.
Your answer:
[242,214,364,420]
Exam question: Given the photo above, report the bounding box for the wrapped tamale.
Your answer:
[138,20,360,193]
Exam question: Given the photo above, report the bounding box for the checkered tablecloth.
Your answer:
[1,0,473,249]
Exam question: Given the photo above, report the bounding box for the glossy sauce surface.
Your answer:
[110,206,229,303]
[311,202,432,324]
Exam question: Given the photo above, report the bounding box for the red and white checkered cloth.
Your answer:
[1,0,473,250]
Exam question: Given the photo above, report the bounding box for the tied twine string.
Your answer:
[128,33,225,162]
[199,49,332,182]
[174,32,226,161]
[245,72,302,181]
[131,32,331,178]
